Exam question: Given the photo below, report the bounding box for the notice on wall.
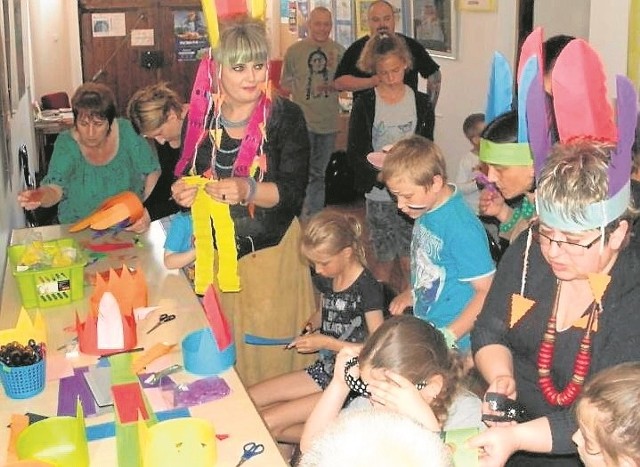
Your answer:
[174,10,209,62]
[92,13,126,37]
[131,29,154,47]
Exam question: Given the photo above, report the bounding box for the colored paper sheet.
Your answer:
[131,343,176,374]
[46,354,75,381]
[58,368,97,417]
[244,334,294,346]
[112,382,149,423]
[97,292,125,350]
[86,408,190,442]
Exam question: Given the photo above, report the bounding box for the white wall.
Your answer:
[429,1,518,181]
[534,0,590,39]
[28,0,82,101]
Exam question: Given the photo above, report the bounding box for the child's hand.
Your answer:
[368,369,440,431]
[330,346,362,387]
[125,209,151,233]
[389,289,412,315]
[288,331,325,353]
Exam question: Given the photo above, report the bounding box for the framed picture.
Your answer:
[355,0,375,38]
[411,0,457,59]
[458,0,497,12]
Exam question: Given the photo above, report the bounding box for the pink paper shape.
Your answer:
[202,286,232,350]
[112,382,149,423]
[46,354,75,381]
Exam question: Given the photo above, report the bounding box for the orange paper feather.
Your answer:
[510,293,536,328]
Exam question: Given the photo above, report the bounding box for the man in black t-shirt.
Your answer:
[334,0,441,106]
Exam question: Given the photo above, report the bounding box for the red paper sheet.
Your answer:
[112,382,149,423]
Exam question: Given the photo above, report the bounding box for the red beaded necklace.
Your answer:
[537,282,600,407]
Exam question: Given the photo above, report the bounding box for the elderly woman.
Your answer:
[170,17,314,385]
[126,83,187,231]
[18,82,160,224]
[469,141,640,465]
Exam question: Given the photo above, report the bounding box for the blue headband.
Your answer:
[536,181,631,232]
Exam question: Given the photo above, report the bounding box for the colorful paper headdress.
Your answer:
[17,400,89,467]
[201,0,266,48]
[532,39,637,231]
[182,286,235,375]
[0,308,47,347]
[69,191,143,232]
[479,28,542,167]
[138,417,217,467]
[76,267,147,355]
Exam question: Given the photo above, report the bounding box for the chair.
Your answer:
[41,92,70,110]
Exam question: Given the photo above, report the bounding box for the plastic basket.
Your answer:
[0,358,46,399]
[8,238,85,308]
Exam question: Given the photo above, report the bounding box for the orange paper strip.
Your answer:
[131,343,176,374]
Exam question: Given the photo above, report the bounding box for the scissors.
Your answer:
[145,313,176,334]
[235,441,264,466]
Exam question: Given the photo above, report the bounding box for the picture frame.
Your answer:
[411,0,457,59]
[458,0,497,12]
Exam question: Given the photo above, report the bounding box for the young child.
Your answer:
[375,134,495,351]
[456,112,485,214]
[300,315,482,454]
[348,33,435,290]
[163,211,195,270]
[248,209,384,459]
[573,362,640,467]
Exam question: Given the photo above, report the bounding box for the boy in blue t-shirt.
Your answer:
[372,134,495,350]
[163,211,195,273]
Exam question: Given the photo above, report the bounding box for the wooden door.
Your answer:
[78,0,202,115]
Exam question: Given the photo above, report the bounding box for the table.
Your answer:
[33,119,73,177]
[0,222,287,466]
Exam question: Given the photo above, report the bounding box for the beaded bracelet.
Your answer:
[240,177,257,206]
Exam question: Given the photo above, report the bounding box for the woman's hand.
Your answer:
[478,189,508,220]
[467,426,520,467]
[171,179,198,208]
[126,208,151,233]
[204,177,250,205]
[389,288,412,315]
[368,370,440,431]
[483,375,517,427]
[18,189,44,210]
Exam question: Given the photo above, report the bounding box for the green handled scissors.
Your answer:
[235,441,264,466]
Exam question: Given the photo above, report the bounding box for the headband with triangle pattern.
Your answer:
[479,28,542,166]
[531,38,637,230]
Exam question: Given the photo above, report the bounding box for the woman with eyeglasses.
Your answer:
[468,141,640,466]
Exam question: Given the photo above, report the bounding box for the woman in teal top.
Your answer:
[19,83,160,224]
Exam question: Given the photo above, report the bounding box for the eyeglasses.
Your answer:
[531,224,601,256]
[343,356,426,398]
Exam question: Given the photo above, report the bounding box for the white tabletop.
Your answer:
[0,222,287,466]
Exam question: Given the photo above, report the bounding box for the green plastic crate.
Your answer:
[8,238,86,308]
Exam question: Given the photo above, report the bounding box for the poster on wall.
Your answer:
[173,10,209,62]
[91,13,126,37]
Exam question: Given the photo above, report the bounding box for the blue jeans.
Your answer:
[303,131,337,218]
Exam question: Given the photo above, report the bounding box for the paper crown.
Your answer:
[76,267,147,355]
[0,308,47,346]
[69,191,143,232]
[138,417,217,467]
[532,39,637,230]
[182,286,235,375]
[480,28,542,167]
[201,0,266,48]
[17,400,89,467]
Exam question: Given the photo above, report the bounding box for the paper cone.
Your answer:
[69,191,143,232]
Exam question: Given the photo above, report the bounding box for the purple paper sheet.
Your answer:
[173,376,230,408]
[57,367,97,417]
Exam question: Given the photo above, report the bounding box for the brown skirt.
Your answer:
[215,218,316,386]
